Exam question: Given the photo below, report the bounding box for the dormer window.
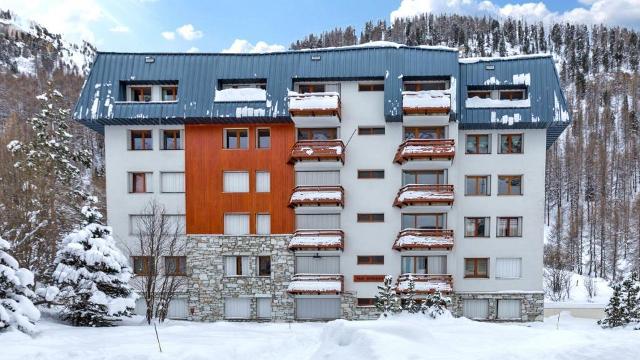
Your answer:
[467,90,491,99]
[465,85,530,109]
[123,82,179,102]
[215,80,267,102]
[499,90,525,100]
[161,86,178,101]
[403,80,449,91]
[130,86,152,102]
[298,84,325,93]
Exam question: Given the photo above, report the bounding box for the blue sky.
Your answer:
[2,0,638,52]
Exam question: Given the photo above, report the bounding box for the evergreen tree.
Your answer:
[621,272,640,323]
[599,283,626,328]
[402,276,420,314]
[419,291,451,319]
[0,236,40,334]
[51,199,136,326]
[375,275,401,317]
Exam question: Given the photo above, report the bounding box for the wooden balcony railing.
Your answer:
[287,274,344,295]
[288,92,341,119]
[393,184,454,207]
[288,140,345,164]
[393,229,454,251]
[289,185,344,208]
[402,91,451,115]
[288,229,345,251]
[396,274,453,294]
[393,138,455,164]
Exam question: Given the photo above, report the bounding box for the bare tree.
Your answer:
[128,200,187,324]
[583,274,597,301]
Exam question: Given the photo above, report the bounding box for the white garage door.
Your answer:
[497,299,521,320]
[463,299,489,320]
[225,297,251,319]
[296,298,341,320]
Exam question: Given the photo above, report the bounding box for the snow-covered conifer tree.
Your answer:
[599,283,626,328]
[403,276,420,314]
[375,275,402,317]
[621,272,640,324]
[52,200,136,326]
[0,236,40,334]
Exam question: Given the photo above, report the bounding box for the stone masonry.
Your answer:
[451,292,544,321]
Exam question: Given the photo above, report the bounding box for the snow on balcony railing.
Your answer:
[393,229,454,251]
[214,88,267,102]
[465,96,531,109]
[393,184,454,207]
[396,274,453,294]
[287,274,344,295]
[402,90,451,115]
[288,140,345,164]
[288,91,341,118]
[289,185,344,208]
[288,229,344,251]
[393,139,455,164]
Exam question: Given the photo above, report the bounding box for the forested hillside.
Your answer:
[293,14,640,280]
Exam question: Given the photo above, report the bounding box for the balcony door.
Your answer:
[297,128,338,141]
[401,255,447,274]
[401,213,446,230]
[402,170,446,186]
[403,127,445,140]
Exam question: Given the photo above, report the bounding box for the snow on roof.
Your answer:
[290,189,342,202]
[397,278,452,293]
[289,235,343,248]
[287,274,343,294]
[288,91,339,110]
[401,144,455,155]
[459,53,552,64]
[214,88,266,102]
[394,233,453,249]
[396,190,454,202]
[465,97,531,109]
[402,90,451,109]
[295,41,458,52]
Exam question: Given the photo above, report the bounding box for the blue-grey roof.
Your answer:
[73,45,571,147]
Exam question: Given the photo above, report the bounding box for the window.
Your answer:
[224,214,250,235]
[297,128,337,141]
[164,256,186,276]
[496,258,522,279]
[129,86,152,102]
[498,175,522,195]
[224,297,251,319]
[401,256,446,274]
[296,214,340,229]
[224,256,249,276]
[132,256,155,275]
[463,299,489,319]
[357,298,376,307]
[256,171,270,192]
[162,214,186,235]
[464,258,489,278]
[162,130,182,150]
[357,213,384,223]
[258,256,271,276]
[256,213,270,235]
[497,217,522,237]
[358,127,385,135]
[464,217,490,237]
[499,89,525,100]
[467,90,491,99]
[465,175,490,196]
[402,170,445,185]
[465,134,490,154]
[497,299,521,320]
[403,81,447,91]
[224,128,249,149]
[298,84,325,93]
[223,171,249,193]
[401,213,445,229]
[129,215,152,235]
[358,83,384,91]
[499,134,523,154]
[295,256,340,273]
[357,256,384,265]
[296,171,340,186]
[221,81,266,90]
[257,297,272,319]
[129,172,152,193]
[160,172,184,193]
[403,127,444,140]
[161,86,178,101]
[256,128,270,148]
[130,130,153,150]
[358,170,384,179]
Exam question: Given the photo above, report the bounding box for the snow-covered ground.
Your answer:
[2,313,638,360]
[545,272,613,306]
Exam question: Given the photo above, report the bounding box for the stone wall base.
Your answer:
[450,292,544,322]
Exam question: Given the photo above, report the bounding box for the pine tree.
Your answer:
[375,275,401,317]
[420,291,451,319]
[621,272,640,323]
[599,283,626,328]
[51,199,136,326]
[0,236,40,334]
[403,276,420,314]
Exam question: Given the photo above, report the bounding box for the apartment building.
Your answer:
[74,43,570,322]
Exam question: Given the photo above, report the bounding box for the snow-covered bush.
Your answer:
[374,275,451,318]
[0,236,40,334]
[51,202,137,326]
[419,292,452,319]
[599,272,640,328]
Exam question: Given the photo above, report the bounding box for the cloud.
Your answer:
[161,31,175,40]
[222,39,285,53]
[390,0,640,28]
[109,25,130,33]
[186,46,199,53]
[176,24,203,41]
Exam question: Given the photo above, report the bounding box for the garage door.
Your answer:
[296,298,341,320]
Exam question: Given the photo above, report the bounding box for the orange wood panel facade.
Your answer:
[185,123,296,234]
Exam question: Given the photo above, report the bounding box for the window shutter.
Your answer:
[256,172,270,192]
[241,256,250,275]
[161,172,185,193]
[496,258,522,279]
[296,171,340,186]
[225,256,237,276]
[256,214,271,235]
[130,215,152,235]
[224,298,251,319]
[223,172,249,192]
[463,299,489,319]
[497,299,521,319]
[257,297,272,319]
[295,256,340,274]
[224,214,249,235]
[295,298,340,320]
[295,214,340,229]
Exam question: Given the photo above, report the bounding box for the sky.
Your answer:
[1,0,639,53]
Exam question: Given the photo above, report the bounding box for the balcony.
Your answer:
[394,139,455,168]
[288,140,345,166]
[392,229,454,251]
[396,274,453,294]
[288,230,344,251]
[393,184,454,210]
[287,274,344,295]
[288,92,341,127]
[402,90,451,126]
[289,185,344,210]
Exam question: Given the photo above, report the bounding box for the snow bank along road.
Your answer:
[1,313,638,360]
